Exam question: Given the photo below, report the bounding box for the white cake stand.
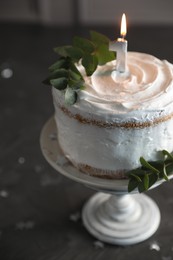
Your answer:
[40,117,170,246]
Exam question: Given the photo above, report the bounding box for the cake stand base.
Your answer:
[82,192,160,245]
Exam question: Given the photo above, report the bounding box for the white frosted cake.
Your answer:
[52,52,173,179]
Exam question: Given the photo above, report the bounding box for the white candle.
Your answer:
[109,14,128,73]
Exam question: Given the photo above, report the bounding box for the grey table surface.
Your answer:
[0,22,173,260]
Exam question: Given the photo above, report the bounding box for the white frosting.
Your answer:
[52,52,173,176]
[76,52,173,122]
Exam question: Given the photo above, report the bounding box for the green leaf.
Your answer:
[148,161,163,172]
[66,46,84,61]
[69,62,83,77]
[127,168,145,177]
[65,88,77,105]
[140,157,160,174]
[73,36,95,54]
[51,68,68,78]
[96,44,116,65]
[126,150,173,193]
[50,77,68,90]
[162,150,173,161]
[165,162,173,175]
[80,85,85,90]
[90,30,109,45]
[54,45,72,57]
[148,173,159,188]
[54,46,83,61]
[143,173,149,190]
[129,173,142,182]
[43,69,68,85]
[138,182,146,193]
[162,163,169,181]
[69,79,84,90]
[128,179,138,193]
[69,70,82,81]
[82,54,98,76]
[48,58,69,72]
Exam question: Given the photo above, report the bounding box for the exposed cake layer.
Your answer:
[58,104,173,129]
[52,52,173,177]
[76,164,128,180]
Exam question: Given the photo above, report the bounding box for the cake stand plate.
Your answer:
[40,117,163,245]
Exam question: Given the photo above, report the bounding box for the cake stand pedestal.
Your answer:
[40,117,163,246]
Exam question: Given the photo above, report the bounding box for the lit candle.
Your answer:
[109,13,128,73]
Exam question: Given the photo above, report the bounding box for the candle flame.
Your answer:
[120,13,127,38]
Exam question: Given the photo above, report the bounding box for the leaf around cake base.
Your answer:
[127,150,173,193]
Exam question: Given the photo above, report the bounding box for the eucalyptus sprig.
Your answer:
[127,150,173,193]
[43,31,116,105]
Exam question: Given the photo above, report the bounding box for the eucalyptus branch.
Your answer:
[43,31,116,105]
[128,150,173,193]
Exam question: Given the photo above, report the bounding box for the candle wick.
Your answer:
[121,33,126,40]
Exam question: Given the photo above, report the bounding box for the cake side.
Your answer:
[53,101,173,179]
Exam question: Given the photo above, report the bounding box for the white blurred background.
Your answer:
[0,0,173,26]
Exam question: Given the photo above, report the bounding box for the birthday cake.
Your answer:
[52,51,173,179]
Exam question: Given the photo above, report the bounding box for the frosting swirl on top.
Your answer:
[76,52,173,121]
